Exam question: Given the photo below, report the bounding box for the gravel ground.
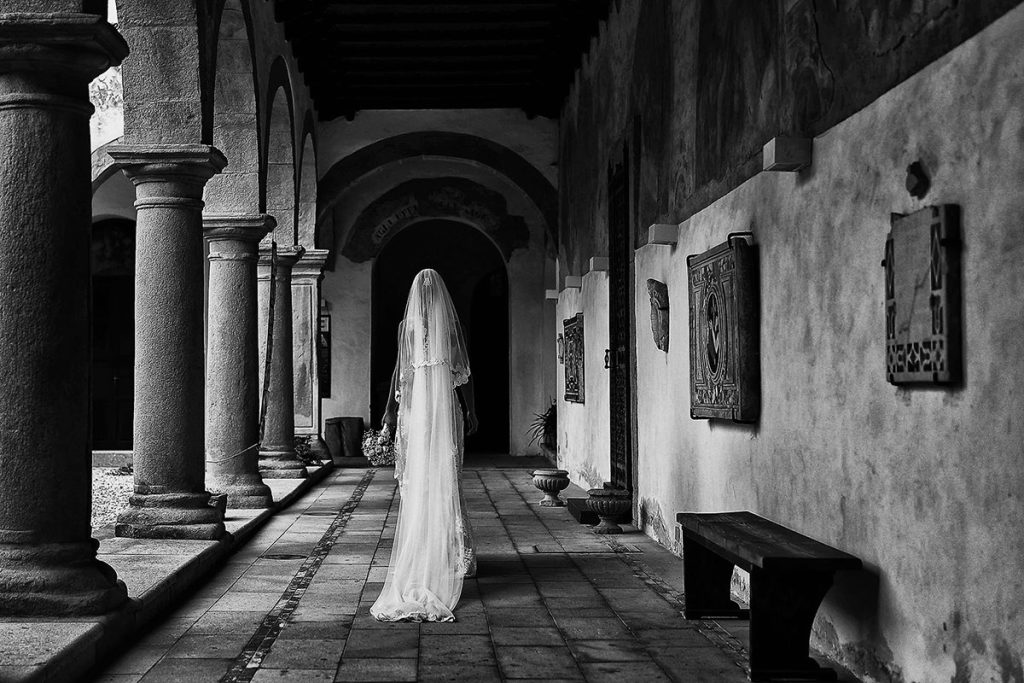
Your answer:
[92,467,134,531]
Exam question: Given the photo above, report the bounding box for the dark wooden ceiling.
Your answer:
[275,0,612,120]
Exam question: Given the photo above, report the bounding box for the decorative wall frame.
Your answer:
[884,205,961,384]
[563,313,585,403]
[687,233,760,422]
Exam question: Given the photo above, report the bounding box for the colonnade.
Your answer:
[0,13,326,614]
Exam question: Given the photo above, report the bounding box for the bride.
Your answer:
[370,268,479,622]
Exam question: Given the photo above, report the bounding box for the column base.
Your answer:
[207,474,274,509]
[0,540,128,616]
[259,449,309,478]
[115,492,226,540]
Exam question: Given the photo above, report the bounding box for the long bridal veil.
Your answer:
[370,269,472,622]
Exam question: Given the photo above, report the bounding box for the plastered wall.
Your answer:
[609,8,1023,682]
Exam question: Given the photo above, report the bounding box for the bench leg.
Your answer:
[682,533,749,619]
[748,569,836,681]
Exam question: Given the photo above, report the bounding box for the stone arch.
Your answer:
[316,132,557,251]
[342,178,529,264]
[263,58,296,244]
[296,114,317,248]
[204,0,260,214]
[115,0,208,144]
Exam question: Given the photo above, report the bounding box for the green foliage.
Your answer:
[527,400,557,447]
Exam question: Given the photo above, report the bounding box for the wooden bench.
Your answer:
[676,511,862,682]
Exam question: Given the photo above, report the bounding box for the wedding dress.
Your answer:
[370,269,476,622]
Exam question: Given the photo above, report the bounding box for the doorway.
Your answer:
[371,219,510,455]
[91,218,135,451]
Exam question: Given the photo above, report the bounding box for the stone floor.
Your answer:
[87,462,843,682]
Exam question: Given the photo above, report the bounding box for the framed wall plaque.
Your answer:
[687,233,760,422]
[884,205,961,384]
[563,313,585,403]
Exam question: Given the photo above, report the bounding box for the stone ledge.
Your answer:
[0,463,334,683]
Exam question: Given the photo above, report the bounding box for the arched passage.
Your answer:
[91,217,136,451]
[297,129,316,247]
[371,220,509,455]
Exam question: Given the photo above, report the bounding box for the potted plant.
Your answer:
[527,400,557,453]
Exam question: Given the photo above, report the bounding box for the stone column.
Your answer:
[204,215,275,508]
[107,144,227,539]
[258,245,308,478]
[292,249,330,460]
[0,13,129,616]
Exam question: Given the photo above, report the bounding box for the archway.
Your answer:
[371,219,510,455]
[91,218,135,451]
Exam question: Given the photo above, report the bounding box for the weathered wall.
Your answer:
[559,0,1022,277]
[555,269,611,490]
[560,2,1024,681]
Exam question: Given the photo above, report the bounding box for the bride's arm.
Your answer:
[458,376,478,436]
[383,362,399,432]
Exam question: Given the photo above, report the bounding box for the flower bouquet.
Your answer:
[362,424,396,466]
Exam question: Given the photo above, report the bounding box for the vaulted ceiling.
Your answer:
[275,0,612,120]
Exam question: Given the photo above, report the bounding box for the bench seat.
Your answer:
[677,511,861,681]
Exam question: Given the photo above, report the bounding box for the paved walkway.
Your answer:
[89,463,754,682]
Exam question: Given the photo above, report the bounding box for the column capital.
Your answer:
[0,14,128,81]
[259,245,305,269]
[292,248,331,280]
[108,144,227,203]
[204,214,275,246]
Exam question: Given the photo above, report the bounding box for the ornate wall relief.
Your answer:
[563,313,585,403]
[687,234,760,422]
[884,205,961,384]
[647,279,669,351]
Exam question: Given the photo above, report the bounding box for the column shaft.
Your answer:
[108,144,227,539]
[0,14,129,615]
[204,215,275,507]
[258,246,308,478]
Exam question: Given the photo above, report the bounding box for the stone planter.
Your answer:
[531,469,570,507]
[586,488,632,534]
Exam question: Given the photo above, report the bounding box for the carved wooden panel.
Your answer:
[885,205,961,384]
[688,234,760,422]
[563,313,584,403]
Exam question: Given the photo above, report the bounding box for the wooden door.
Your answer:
[608,149,632,492]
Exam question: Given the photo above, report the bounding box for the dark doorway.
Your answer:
[371,219,510,455]
[608,149,633,493]
[91,218,135,451]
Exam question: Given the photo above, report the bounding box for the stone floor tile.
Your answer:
[344,628,419,658]
[567,639,650,662]
[188,610,267,634]
[261,638,345,669]
[579,660,673,682]
[553,616,632,641]
[649,647,749,682]
[483,607,557,627]
[210,591,283,612]
[334,657,417,682]
[494,645,583,680]
[277,619,352,640]
[99,646,165,675]
[163,632,252,659]
[251,668,335,682]
[139,657,235,682]
[416,663,503,682]
[490,626,565,646]
[418,634,495,666]
[90,674,143,683]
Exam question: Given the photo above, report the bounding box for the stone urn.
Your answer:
[531,469,570,507]
[586,488,632,534]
